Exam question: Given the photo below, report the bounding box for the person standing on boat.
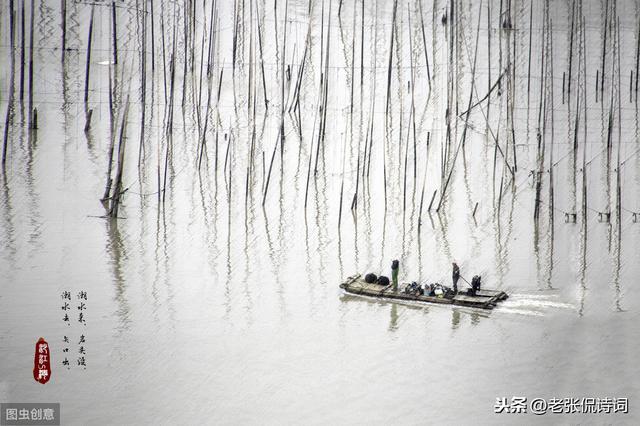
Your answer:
[452,262,460,294]
[391,260,399,291]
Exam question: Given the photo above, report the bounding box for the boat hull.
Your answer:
[340,275,508,310]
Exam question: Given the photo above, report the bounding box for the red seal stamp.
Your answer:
[33,337,51,384]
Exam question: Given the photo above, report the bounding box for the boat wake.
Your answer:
[492,307,545,317]
[494,293,577,317]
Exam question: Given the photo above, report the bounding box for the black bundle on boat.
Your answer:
[376,276,390,286]
[364,273,378,284]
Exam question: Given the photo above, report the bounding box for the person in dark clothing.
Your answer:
[391,260,400,291]
[469,276,477,296]
[452,262,460,294]
[470,275,482,295]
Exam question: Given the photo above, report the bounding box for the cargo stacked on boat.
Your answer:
[340,274,508,310]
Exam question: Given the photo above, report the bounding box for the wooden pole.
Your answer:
[102,62,115,201]
[27,0,34,129]
[417,132,430,223]
[112,1,118,65]
[84,5,95,105]
[418,0,431,84]
[567,0,575,98]
[109,96,130,217]
[600,0,608,95]
[526,0,533,105]
[19,0,25,101]
[2,4,16,166]
[150,0,155,71]
[61,0,66,63]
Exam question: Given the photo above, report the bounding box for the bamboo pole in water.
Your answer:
[600,0,609,95]
[280,0,288,160]
[384,0,398,121]
[27,0,34,129]
[534,4,549,221]
[290,27,310,113]
[350,0,361,212]
[408,4,417,188]
[197,56,216,171]
[84,5,95,105]
[548,16,556,225]
[61,0,66,63]
[162,131,170,204]
[232,0,239,74]
[112,1,118,65]
[2,3,16,166]
[581,14,588,226]
[616,18,622,228]
[109,97,131,217]
[313,0,326,177]
[246,55,258,205]
[364,0,378,183]
[441,0,454,181]
[256,0,268,110]
[352,0,365,200]
[102,63,116,202]
[188,0,196,75]
[166,14,177,135]
[605,27,615,200]
[150,0,155,71]
[262,128,280,206]
[181,0,189,108]
[214,68,224,173]
[19,0,25,101]
[382,0,398,202]
[427,189,437,212]
[498,0,503,98]
[223,132,231,178]
[316,0,332,175]
[635,14,640,98]
[401,6,415,214]
[206,1,217,77]
[417,132,431,225]
[359,0,364,112]
[572,50,581,198]
[568,1,575,99]
[487,0,491,120]
[338,130,347,228]
[160,6,168,104]
[418,0,431,84]
[246,0,254,117]
[526,0,532,105]
[138,0,148,167]
[511,0,516,126]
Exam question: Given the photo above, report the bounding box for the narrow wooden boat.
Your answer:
[339,274,508,310]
